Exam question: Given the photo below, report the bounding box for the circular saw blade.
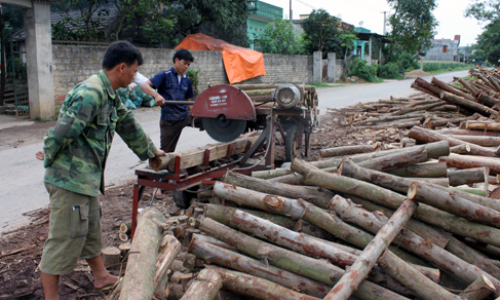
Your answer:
[202,117,247,142]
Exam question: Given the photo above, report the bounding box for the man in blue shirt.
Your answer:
[141,49,201,152]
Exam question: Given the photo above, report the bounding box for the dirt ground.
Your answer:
[0,110,387,300]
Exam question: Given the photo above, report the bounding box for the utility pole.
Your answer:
[289,0,292,21]
[381,11,387,35]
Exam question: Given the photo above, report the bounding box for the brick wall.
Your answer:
[52,44,313,106]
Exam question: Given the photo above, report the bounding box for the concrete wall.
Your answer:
[424,39,460,62]
[51,44,313,106]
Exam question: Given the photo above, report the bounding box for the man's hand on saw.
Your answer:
[154,94,166,107]
[154,149,166,156]
[36,151,44,161]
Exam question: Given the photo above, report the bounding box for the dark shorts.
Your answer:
[160,115,203,153]
[39,182,102,275]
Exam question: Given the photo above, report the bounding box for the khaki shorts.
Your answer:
[39,182,102,275]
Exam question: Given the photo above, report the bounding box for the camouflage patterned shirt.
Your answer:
[43,70,158,197]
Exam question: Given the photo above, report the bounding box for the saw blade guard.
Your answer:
[191,84,256,121]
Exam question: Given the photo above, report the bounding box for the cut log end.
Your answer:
[407,182,419,200]
[149,157,162,171]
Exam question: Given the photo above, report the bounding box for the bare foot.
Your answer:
[94,273,118,290]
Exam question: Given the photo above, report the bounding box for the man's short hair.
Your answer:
[102,41,144,70]
[173,49,194,63]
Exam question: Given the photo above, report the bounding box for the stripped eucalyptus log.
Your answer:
[210,266,321,300]
[451,135,500,147]
[120,208,167,300]
[189,236,330,298]
[447,167,489,187]
[327,194,500,291]
[440,153,500,174]
[154,235,182,294]
[408,181,500,228]
[292,158,500,248]
[436,128,500,136]
[409,126,500,157]
[459,276,494,300]
[179,268,222,300]
[319,144,376,158]
[406,177,449,186]
[230,209,452,300]
[387,161,448,178]
[466,121,500,131]
[199,218,409,300]
[324,199,417,300]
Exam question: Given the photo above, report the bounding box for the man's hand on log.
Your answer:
[36,151,44,161]
[154,149,166,156]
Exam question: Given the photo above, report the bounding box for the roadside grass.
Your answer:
[426,66,472,75]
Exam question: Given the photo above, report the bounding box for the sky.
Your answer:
[262,0,487,46]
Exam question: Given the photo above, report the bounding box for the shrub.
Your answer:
[379,62,401,79]
[348,58,382,82]
[397,52,420,70]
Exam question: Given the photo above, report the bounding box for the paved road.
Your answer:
[0,70,468,232]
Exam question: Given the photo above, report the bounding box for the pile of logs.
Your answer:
[336,68,500,135]
[110,68,500,300]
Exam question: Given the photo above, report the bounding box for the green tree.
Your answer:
[300,9,342,54]
[174,0,249,47]
[340,32,358,75]
[51,0,110,41]
[476,19,500,65]
[123,0,177,47]
[256,18,303,54]
[387,0,438,57]
[465,0,500,22]
[468,48,487,65]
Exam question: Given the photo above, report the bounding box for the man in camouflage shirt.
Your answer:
[36,41,165,299]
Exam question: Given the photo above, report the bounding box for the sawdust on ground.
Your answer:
[405,69,431,77]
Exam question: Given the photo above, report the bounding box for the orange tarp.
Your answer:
[175,33,266,84]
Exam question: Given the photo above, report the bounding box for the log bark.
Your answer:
[440,153,500,174]
[356,145,428,171]
[210,266,321,300]
[459,77,481,97]
[466,121,500,131]
[409,126,500,157]
[427,113,480,128]
[179,268,222,300]
[408,181,500,228]
[387,161,448,177]
[224,170,335,207]
[293,158,500,248]
[213,182,426,266]
[324,199,417,300]
[327,194,500,291]
[477,92,500,107]
[447,167,489,186]
[230,208,455,300]
[451,135,500,147]
[405,177,449,186]
[120,208,166,300]
[319,144,376,158]
[432,77,477,101]
[188,236,330,298]
[204,204,332,239]
[459,276,493,300]
[154,235,182,293]
[199,218,410,300]
[348,194,500,280]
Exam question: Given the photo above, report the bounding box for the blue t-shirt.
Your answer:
[149,67,194,121]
